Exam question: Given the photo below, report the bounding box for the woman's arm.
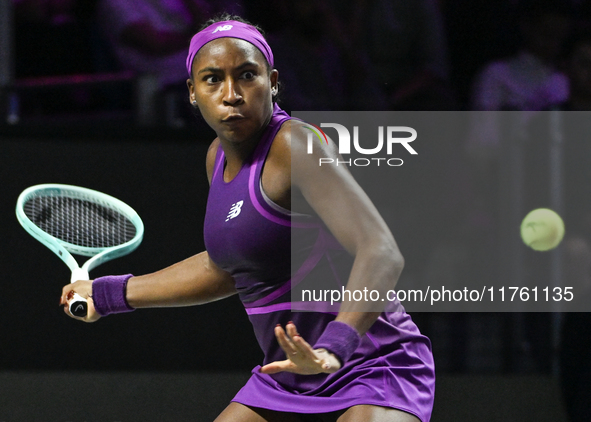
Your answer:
[260,121,404,375]
[289,122,404,335]
[61,138,234,322]
[125,251,236,308]
[60,251,236,322]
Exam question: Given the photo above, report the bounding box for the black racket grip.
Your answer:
[68,292,88,317]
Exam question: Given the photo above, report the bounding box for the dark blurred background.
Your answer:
[1,0,591,420]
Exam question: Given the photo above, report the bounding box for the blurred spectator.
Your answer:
[268,0,382,111]
[242,0,289,35]
[357,0,455,110]
[561,32,591,111]
[467,1,574,160]
[465,1,574,376]
[12,0,106,118]
[269,0,454,111]
[96,0,244,125]
[442,0,520,107]
[471,1,572,111]
[13,0,96,77]
[97,0,210,88]
[558,31,591,422]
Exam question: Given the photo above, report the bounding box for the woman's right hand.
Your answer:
[60,280,101,323]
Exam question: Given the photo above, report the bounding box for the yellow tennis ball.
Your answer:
[520,208,565,251]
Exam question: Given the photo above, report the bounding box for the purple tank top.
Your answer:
[204,104,297,303]
[203,104,435,421]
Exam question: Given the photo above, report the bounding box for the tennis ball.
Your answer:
[520,208,565,251]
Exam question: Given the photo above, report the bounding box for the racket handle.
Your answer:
[71,268,89,283]
[69,268,90,317]
[68,292,88,317]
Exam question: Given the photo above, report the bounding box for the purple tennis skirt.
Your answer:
[232,310,435,422]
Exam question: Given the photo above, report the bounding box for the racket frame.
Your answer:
[16,184,144,283]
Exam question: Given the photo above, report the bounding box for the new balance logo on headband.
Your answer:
[213,25,233,33]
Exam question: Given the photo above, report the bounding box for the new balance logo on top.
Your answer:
[213,25,233,33]
[226,200,244,222]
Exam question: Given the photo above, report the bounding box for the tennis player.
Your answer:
[61,15,435,422]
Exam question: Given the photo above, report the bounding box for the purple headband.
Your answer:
[186,20,274,76]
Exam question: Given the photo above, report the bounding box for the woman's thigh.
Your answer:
[337,405,421,422]
[214,402,303,422]
[214,402,421,422]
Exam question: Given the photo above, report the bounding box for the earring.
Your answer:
[191,100,197,106]
[271,87,277,95]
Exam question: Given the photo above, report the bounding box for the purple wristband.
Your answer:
[92,274,135,317]
[314,321,361,365]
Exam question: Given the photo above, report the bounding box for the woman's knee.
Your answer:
[214,402,303,422]
[337,405,421,422]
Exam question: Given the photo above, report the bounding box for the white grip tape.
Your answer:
[70,268,90,283]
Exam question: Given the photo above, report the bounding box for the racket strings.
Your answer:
[24,195,136,248]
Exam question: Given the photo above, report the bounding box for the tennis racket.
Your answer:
[16,184,144,317]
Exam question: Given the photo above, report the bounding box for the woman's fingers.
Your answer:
[61,291,100,323]
[291,332,319,361]
[286,322,320,362]
[60,280,101,323]
[286,321,299,337]
[60,280,92,306]
[275,324,298,357]
[267,321,341,375]
[275,321,314,361]
[282,322,314,362]
[259,359,295,374]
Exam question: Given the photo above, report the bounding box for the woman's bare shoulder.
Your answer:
[206,138,221,185]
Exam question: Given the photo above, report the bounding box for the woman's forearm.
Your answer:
[335,243,404,335]
[125,251,237,308]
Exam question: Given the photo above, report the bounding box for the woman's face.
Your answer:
[187,38,278,144]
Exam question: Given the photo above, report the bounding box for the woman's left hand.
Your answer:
[259,321,341,375]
